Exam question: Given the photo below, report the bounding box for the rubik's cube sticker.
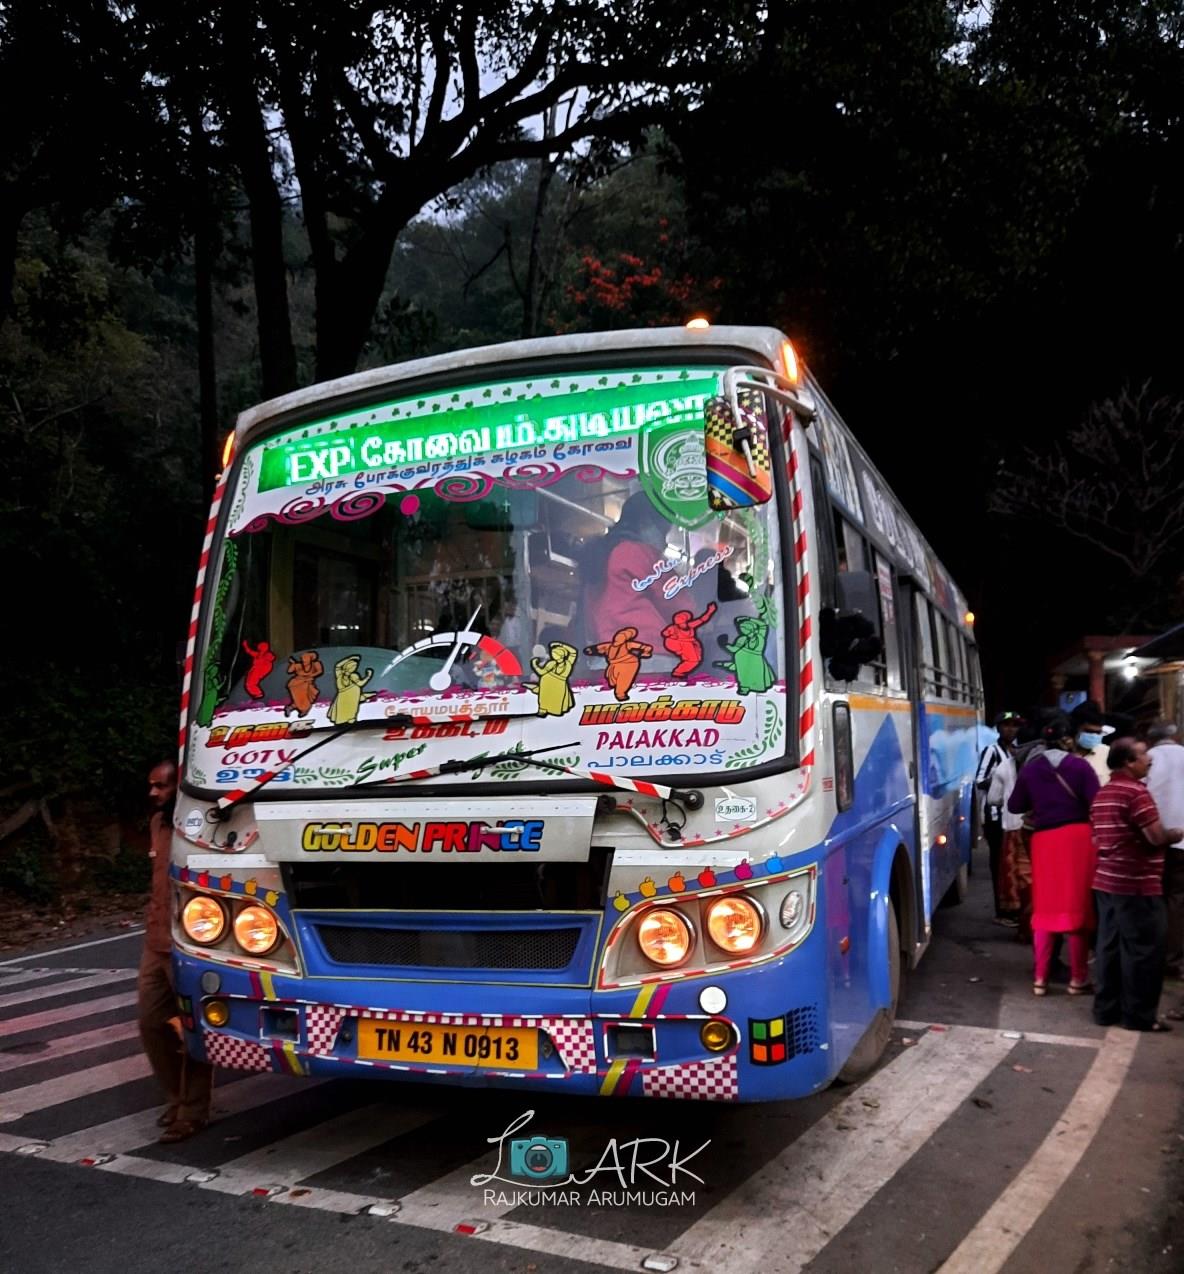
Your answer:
[176,994,195,1032]
[704,391,773,511]
[749,1015,788,1065]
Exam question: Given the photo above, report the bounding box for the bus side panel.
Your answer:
[826,707,914,1070]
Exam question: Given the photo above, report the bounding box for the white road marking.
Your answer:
[0,970,137,1011]
[394,1156,525,1226]
[0,968,76,991]
[0,1021,140,1073]
[0,931,145,965]
[37,1073,323,1163]
[665,1024,1018,1273]
[0,991,137,1037]
[896,1020,1103,1050]
[938,1026,1138,1274]
[0,1053,151,1122]
[201,1101,438,1195]
[474,1219,664,1272]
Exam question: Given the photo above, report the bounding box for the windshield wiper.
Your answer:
[211,713,415,816]
[341,742,579,792]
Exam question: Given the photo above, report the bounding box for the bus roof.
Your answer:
[234,324,788,444]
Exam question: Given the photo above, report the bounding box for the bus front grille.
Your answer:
[314,924,583,971]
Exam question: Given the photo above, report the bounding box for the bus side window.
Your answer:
[811,460,839,612]
[929,605,950,698]
[914,594,937,697]
[948,621,963,703]
[967,642,984,708]
[873,552,903,691]
[834,511,868,574]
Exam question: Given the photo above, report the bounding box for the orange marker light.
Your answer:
[964,611,975,626]
[780,340,800,385]
[686,316,711,330]
[221,432,236,469]
[936,834,948,846]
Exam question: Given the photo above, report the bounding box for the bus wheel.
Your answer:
[940,862,969,908]
[837,901,901,1083]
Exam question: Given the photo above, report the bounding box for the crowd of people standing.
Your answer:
[976,703,1184,1032]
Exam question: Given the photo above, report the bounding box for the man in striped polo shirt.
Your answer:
[1090,738,1184,1032]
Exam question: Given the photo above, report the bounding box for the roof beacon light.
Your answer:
[221,431,236,470]
[780,340,800,385]
[686,316,711,330]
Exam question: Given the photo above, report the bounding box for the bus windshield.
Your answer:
[189,364,790,792]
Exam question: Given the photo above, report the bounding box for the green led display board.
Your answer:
[256,368,723,492]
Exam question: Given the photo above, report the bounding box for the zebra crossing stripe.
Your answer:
[0,970,137,1012]
[666,1025,1019,1272]
[200,1101,438,1195]
[0,1021,140,1075]
[0,990,137,1037]
[0,1053,152,1123]
[938,1027,1137,1274]
[37,1073,321,1163]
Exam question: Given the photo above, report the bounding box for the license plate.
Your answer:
[356,1020,538,1070]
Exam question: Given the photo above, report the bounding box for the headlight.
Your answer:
[780,887,807,932]
[637,908,693,967]
[705,896,764,953]
[233,904,280,956]
[181,895,227,945]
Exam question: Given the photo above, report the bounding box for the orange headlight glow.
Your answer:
[705,896,764,954]
[233,905,280,956]
[637,909,693,967]
[181,895,227,945]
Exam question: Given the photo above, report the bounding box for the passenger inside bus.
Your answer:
[579,490,678,650]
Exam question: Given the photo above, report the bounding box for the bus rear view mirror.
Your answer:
[703,390,773,511]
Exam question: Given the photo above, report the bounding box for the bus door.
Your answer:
[896,575,931,950]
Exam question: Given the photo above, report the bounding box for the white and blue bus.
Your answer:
[170,324,982,1101]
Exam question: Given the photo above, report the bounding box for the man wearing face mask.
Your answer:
[1071,702,1110,786]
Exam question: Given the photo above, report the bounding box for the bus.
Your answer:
[171,324,982,1102]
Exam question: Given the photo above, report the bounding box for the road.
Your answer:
[1,853,1182,1274]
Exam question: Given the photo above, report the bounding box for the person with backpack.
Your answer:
[976,711,1024,925]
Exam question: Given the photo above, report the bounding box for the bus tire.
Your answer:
[940,862,969,908]
[837,900,901,1083]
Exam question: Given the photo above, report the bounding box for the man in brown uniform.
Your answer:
[139,761,212,1141]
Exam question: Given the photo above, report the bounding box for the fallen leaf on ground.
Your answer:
[972,1097,994,1110]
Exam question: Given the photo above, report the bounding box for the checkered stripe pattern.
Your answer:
[306,1005,346,1055]
[540,1018,597,1073]
[203,1031,271,1073]
[640,1055,739,1101]
[704,392,772,512]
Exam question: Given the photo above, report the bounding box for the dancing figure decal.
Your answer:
[662,602,717,677]
[585,627,653,702]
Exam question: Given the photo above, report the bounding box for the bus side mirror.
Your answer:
[703,390,773,511]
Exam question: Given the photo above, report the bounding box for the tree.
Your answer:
[0,1,157,323]
[990,384,1184,627]
[222,0,749,383]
